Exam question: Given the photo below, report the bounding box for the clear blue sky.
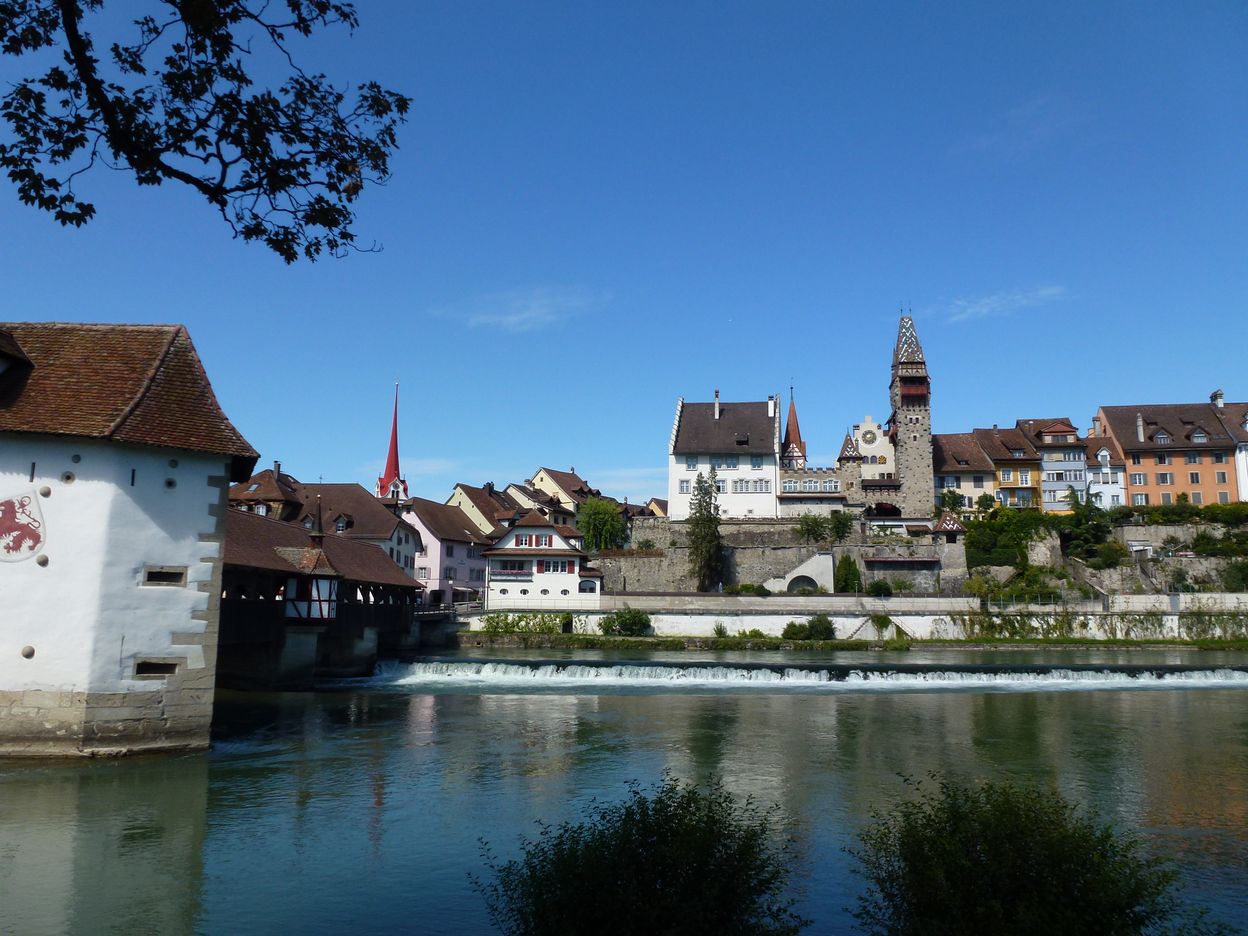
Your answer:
[4,1,1246,502]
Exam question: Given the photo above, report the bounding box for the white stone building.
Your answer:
[0,323,257,755]
[484,510,602,610]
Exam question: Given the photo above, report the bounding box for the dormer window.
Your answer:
[1155,432,1171,444]
[302,516,314,529]
[1010,449,1025,458]
[1191,431,1207,444]
[335,517,348,532]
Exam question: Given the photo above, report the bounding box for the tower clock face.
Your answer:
[862,430,877,445]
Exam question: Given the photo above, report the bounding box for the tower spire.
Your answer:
[781,386,806,469]
[375,383,408,500]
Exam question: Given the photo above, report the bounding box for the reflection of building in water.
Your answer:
[0,756,208,935]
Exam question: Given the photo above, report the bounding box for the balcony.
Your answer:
[490,568,533,581]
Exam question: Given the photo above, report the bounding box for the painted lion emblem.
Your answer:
[0,493,44,561]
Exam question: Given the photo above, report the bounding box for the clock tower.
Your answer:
[888,316,934,517]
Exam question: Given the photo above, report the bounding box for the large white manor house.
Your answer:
[666,316,935,522]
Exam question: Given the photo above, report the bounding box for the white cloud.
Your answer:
[434,286,609,333]
[946,285,1067,324]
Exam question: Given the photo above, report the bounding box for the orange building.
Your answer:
[1091,394,1244,507]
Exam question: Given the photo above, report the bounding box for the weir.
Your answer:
[371,658,1248,692]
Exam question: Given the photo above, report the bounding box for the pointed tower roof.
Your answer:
[838,433,861,460]
[782,392,806,458]
[375,384,408,499]
[892,315,925,366]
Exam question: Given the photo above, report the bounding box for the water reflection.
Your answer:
[2,683,1246,934]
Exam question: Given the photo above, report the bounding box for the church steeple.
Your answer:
[375,383,408,500]
[781,387,807,469]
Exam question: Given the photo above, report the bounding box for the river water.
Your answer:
[3,648,1247,935]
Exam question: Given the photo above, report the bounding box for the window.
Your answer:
[1131,454,1142,465]
[497,559,530,573]
[711,455,738,470]
[142,566,187,587]
[302,516,314,529]
[731,479,746,493]
[540,589,549,596]
[1001,468,1013,482]
[1156,473,1173,485]
[1111,495,1121,506]
[1133,493,1149,506]
[1019,470,1031,486]
[1155,432,1171,444]
[1219,491,1230,504]
[802,479,818,492]
[1192,431,1208,443]
[1010,449,1025,458]
[752,479,771,493]
[823,479,839,492]
[782,479,797,492]
[445,543,455,557]
[335,517,348,532]
[515,535,530,547]
[134,660,179,677]
[417,567,430,578]
[1186,453,1201,464]
[1214,453,1228,464]
[499,588,508,595]
[714,479,727,494]
[470,568,486,582]
[538,534,552,547]
[679,480,690,494]
[1130,473,1146,486]
[973,475,984,488]
[1216,471,1228,484]
[1191,492,1203,505]
[1156,453,1170,465]
[539,559,569,574]
[1161,493,1172,505]
[446,568,455,581]
[1189,472,1201,484]
[750,455,764,469]
[685,456,698,471]
[254,503,268,517]
[579,580,597,593]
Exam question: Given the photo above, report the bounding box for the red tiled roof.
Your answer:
[672,402,777,456]
[224,509,419,588]
[971,427,1039,462]
[404,497,489,545]
[229,467,303,505]
[932,433,994,472]
[295,483,409,540]
[537,467,602,504]
[454,482,521,522]
[0,322,257,480]
[1099,402,1242,452]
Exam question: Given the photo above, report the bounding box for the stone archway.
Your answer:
[787,575,818,593]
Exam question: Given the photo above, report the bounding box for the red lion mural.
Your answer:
[0,494,43,558]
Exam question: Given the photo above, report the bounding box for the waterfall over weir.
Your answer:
[371,659,1248,694]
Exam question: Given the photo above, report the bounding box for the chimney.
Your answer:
[992,424,998,432]
[1136,413,1145,442]
[767,394,775,418]
[274,460,281,475]
[1212,389,1225,409]
[714,388,720,420]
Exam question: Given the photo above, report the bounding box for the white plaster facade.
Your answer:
[666,397,781,520]
[1087,446,1126,509]
[1,436,230,752]
[484,521,602,610]
[853,415,895,479]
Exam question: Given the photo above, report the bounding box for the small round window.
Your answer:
[540,589,549,596]
[520,589,529,595]
[499,588,509,595]
[561,589,569,596]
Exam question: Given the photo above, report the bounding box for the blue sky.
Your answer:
[4,1,1246,502]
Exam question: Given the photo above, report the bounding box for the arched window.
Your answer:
[870,455,878,464]
[578,580,597,593]
[499,588,508,595]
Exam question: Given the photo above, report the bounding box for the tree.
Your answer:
[796,512,830,544]
[828,510,853,543]
[578,497,627,552]
[852,776,1229,936]
[938,489,963,515]
[975,493,996,513]
[0,1,409,262]
[687,469,723,591]
[475,775,808,936]
[834,554,861,593]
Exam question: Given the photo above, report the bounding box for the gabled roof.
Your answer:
[838,434,861,460]
[224,509,419,588]
[537,467,602,505]
[404,498,489,545]
[513,508,558,528]
[508,484,566,509]
[1099,403,1240,452]
[932,512,967,533]
[1016,417,1083,447]
[646,497,668,516]
[0,322,257,481]
[229,467,303,506]
[1086,434,1126,468]
[783,397,806,457]
[672,401,776,455]
[295,483,407,540]
[932,433,994,473]
[453,482,520,523]
[971,427,1040,462]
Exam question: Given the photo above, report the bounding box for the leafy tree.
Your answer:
[866,579,892,597]
[806,612,836,640]
[938,489,963,514]
[834,554,862,593]
[687,469,723,591]
[597,607,650,636]
[828,510,853,543]
[852,776,1230,936]
[796,512,830,544]
[578,497,627,552]
[0,1,409,262]
[1222,560,1248,592]
[475,775,808,936]
[975,492,997,512]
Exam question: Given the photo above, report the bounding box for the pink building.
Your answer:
[401,497,489,605]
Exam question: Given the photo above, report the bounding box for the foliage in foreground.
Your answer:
[480,612,579,635]
[597,607,651,636]
[475,775,807,936]
[851,776,1232,936]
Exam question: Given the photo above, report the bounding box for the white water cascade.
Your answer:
[372,660,1248,694]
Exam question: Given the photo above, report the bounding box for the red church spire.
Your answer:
[376,384,408,499]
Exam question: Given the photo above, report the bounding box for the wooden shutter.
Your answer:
[569,559,576,574]
[536,560,545,573]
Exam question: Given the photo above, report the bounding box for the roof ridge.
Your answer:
[106,325,181,438]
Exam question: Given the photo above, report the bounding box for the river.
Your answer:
[2,648,1247,934]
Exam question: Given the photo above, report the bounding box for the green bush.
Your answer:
[635,537,656,550]
[737,628,768,639]
[474,775,807,935]
[1087,540,1129,570]
[598,607,651,637]
[866,579,893,597]
[852,776,1229,936]
[481,613,566,635]
[781,621,810,640]
[806,613,836,640]
[1223,560,1248,592]
[712,621,729,638]
[753,583,770,597]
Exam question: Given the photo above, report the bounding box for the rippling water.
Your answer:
[2,649,1247,935]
